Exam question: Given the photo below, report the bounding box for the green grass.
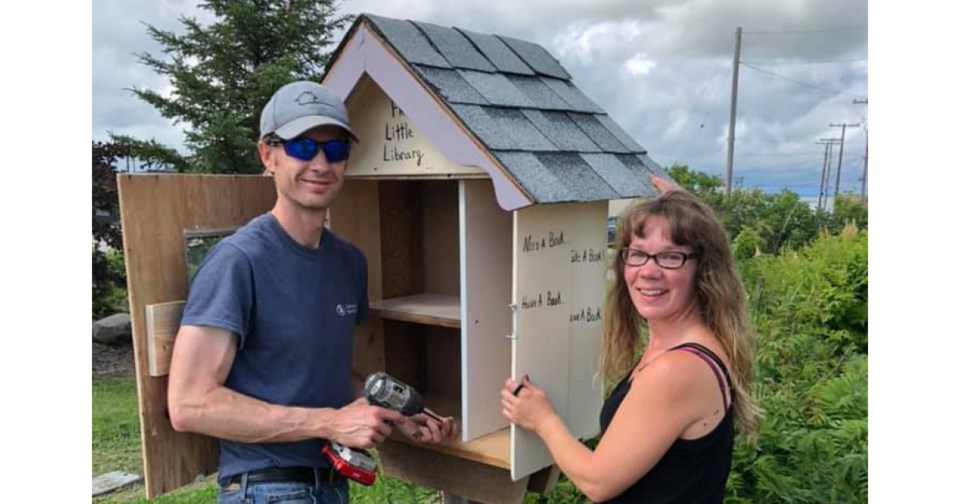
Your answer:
[92,377,144,476]
[92,377,569,503]
[93,376,220,503]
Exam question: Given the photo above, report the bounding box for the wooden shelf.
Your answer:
[388,392,510,469]
[393,427,510,470]
[370,293,461,328]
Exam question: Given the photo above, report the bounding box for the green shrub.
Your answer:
[732,227,761,260]
[730,228,868,503]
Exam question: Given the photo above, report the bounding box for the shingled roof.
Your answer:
[325,14,669,207]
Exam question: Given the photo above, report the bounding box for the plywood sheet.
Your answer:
[510,201,607,480]
[460,180,513,441]
[117,173,276,498]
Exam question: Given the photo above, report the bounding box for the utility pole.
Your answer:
[724,26,742,196]
[854,99,868,202]
[815,140,830,210]
[817,138,841,210]
[829,122,860,208]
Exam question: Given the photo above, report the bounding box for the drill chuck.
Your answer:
[364,371,425,416]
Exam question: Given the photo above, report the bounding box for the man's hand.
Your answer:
[329,398,406,449]
[396,409,458,444]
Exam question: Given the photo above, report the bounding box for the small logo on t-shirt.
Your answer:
[336,304,358,317]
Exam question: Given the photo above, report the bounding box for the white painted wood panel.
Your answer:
[510,202,608,480]
[460,180,513,441]
[565,203,607,439]
[347,78,487,178]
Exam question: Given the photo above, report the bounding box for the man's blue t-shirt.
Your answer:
[180,212,368,480]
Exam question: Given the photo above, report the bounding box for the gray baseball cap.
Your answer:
[259,81,359,142]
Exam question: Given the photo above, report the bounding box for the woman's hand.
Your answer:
[651,175,679,194]
[395,409,458,444]
[501,375,558,434]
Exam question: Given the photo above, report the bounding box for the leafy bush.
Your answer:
[93,141,129,320]
[729,227,868,503]
[732,227,761,260]
[665,164,868,256]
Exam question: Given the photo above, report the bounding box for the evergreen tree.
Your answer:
[114,0,352,173]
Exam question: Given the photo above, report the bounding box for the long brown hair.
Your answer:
[601,190,759,435]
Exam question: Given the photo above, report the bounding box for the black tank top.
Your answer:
[597,342,735,503]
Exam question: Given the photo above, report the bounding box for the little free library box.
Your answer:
[118,13,669,502]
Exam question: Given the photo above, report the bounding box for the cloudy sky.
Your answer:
[93,0,868,198]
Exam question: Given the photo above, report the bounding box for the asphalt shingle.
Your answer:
[506,75,572,111]
[521,110,601,152]
[595,115,646,153]
[365,14,451,68]
[457,28,536,75]
[497,36,571,80]
[415,66,489,105]
[492,151,576,202]
[450,105,557,151]
[353,13,664,204]
[568,113,631,153]
[542,78,604,114]
[581,153,655,197]
[533,152,620,200]
[635,153,671,179]
[458,70,533,108]
[412,21,497,72]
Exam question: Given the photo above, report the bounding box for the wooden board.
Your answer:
[460,180,513,441]
[382,319,428,392]
[344,76,488,178]
[329,179,385,378]
[117,173,276,498]
[388,426,510,470]
[422,181,461,297]
[370,293,461,327]
[510,201,608,481]
[379,439,528,504]
[424,325,462,400]
[379,181,423,299]
[145,301,185,377]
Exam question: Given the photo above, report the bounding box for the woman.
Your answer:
[501,188,759,503]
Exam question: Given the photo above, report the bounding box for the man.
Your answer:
[167,80,457,504]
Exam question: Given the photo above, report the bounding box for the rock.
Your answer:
[93,313,132,346]
[93,470,142,497]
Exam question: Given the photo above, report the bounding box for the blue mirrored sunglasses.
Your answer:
[270,136,351,163]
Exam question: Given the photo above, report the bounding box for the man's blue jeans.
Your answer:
[217,472,349,504]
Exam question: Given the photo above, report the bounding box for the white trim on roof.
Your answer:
[322,23,534,211]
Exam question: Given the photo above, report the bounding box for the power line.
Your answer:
[741,62,867,99]
[742,26,867,35]
[660,42,734,160]
[741,58,867,65]
[736,151,823,158]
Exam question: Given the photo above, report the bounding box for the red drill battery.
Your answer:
[322,442,377,486]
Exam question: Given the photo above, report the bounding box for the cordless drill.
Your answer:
[323,372,441,485]
[363,371,443,422]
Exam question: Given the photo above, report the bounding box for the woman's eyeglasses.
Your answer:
[619,249,698,269]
